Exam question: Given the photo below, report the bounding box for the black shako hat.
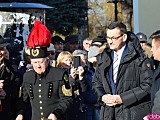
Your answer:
[30,47,48,59]
[27,20,51,59]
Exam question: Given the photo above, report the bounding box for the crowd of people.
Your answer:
[0,20,160,120]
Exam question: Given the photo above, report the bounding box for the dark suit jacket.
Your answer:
[151,63,160,113]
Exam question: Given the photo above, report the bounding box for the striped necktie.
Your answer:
[113,53,119,83]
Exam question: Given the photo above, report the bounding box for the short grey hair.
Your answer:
[72,49,87,59]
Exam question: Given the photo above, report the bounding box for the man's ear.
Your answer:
[122,34,127,42]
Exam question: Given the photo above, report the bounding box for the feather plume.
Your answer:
[27,20,51,48]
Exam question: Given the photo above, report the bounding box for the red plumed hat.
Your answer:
[27,20,51,48]
[27,20,51,59]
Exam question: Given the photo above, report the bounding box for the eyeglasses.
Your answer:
[106,34,123,42]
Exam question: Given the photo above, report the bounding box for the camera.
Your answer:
[73,56,81,68]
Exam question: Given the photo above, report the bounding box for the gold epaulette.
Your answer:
[62,85,72,96]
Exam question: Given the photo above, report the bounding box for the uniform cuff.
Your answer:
[52,109,63,119]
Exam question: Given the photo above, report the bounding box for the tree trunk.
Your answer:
[78,25,89,49]
[121,0,133,31]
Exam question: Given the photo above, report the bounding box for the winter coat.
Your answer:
[151,63,160,113]
[92,33,153,120]
[18,66,73,120]
[0,58,20,120]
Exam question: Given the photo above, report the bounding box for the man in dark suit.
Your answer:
[149,30,160,113]
[16,21,73,120]
[92,21,153,120]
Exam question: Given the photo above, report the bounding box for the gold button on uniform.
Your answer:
[40,101,42,104]
[39,89,41,92]
[41,112,43,115]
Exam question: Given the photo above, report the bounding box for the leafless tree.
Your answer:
[121,0,133,31]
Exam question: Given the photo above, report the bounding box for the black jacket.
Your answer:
[151,63,160,113]
[92,33,153,120]
[0,58,19,120]
[18,66,73,120]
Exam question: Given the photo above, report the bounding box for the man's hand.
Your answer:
[102,94,123,106]
[48,113,57,120]
[16,114,23,120]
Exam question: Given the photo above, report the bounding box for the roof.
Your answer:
[0,2,53,9]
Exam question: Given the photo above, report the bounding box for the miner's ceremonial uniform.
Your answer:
[20,66,72,120]
[16,20,72,120]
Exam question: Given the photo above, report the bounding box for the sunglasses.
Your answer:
[48,52,55,55]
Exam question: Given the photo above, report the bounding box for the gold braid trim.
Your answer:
[62,85,72,96]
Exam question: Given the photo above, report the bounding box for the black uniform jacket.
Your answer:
[92,33,153,120]
[18,66,73,120]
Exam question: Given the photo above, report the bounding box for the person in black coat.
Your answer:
[92,21,153,120]
[0,37,20,120]
[149,30,160,113]
[16,21,73,120]
[56,50,88,120]
[51,36,64,60]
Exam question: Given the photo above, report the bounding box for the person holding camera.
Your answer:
[56,50,88,120]
[56,51,87,90]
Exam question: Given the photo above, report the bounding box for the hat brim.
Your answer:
[52,40,64,44]
[88,57,97,63]
[65,40,78,43]
[0,43,9,48]
[139,40,147,42]
[30,47,48,59]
